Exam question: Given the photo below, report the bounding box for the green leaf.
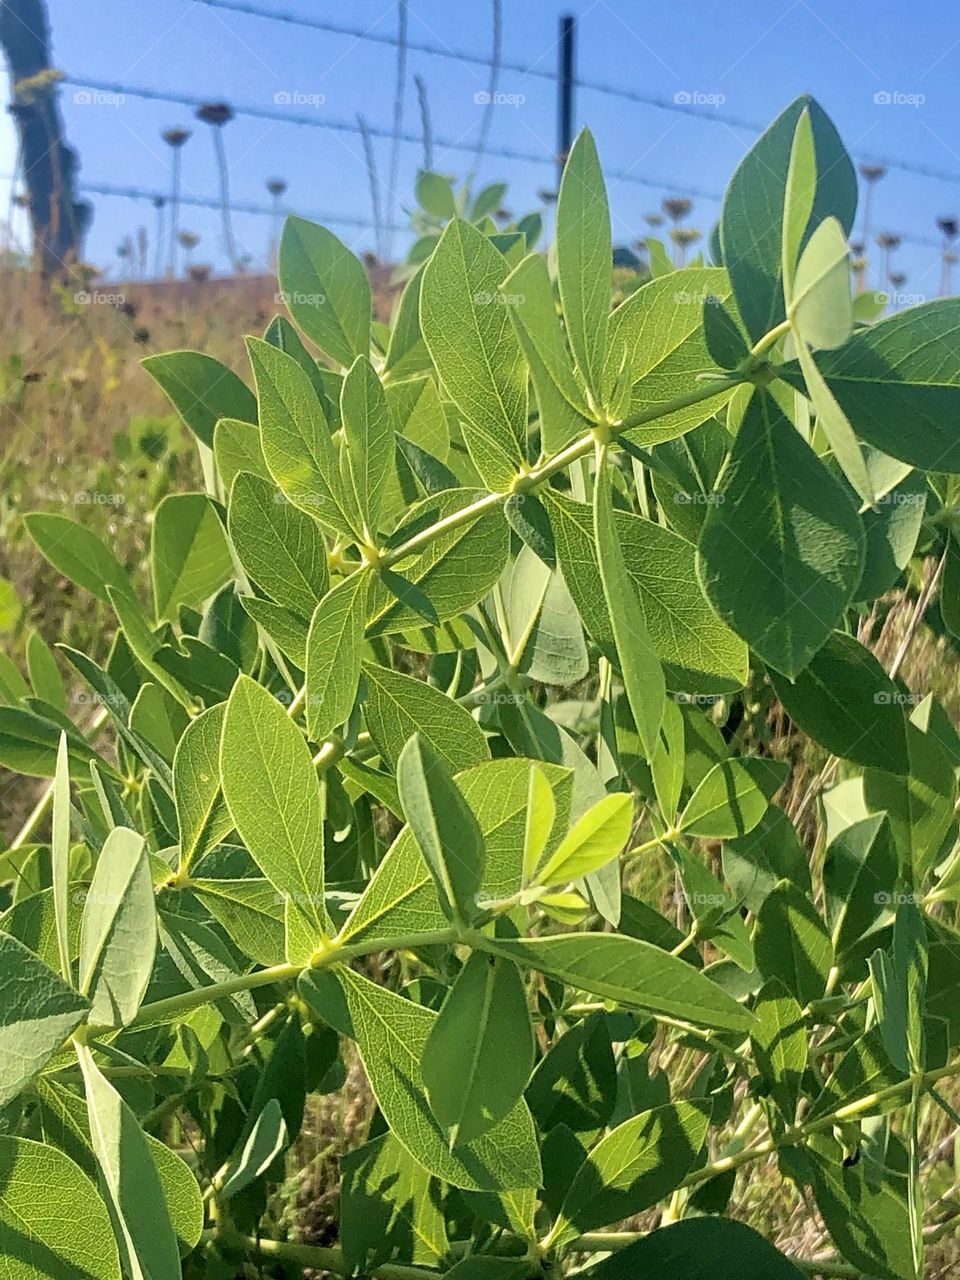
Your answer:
[213,415,270,490]
[52,732,71,979]
[420,219,527,490]
[0,931,88,1105]
[525,1012,616,1137]
[594,458,664,758]
[790,217,852,350]
[396,734,485,926]
[278,216,371,367]
[152,493,233,624]
[219,1097,288,1198]
[173,703,232,873]
[75,1042,181,1280]
[551,1101,710,1245]
[246,335,352,537]
[522,764,556,885]
[338,967,541,1191]
[502,252,590,456]
[824,813,897,963]
[24,514,135,608]
[781,107,816,295]
[141,350,256,448]
[26,631,65,712]
[769,631,908,773]
[545,489,748,695]
[220,675,326,942]
[781,298,960,472]
[864,718,957,883]
[228,471,329,618]
[499,544,588,686]
[754,881,833,1007]
[240,596,309,668]
[384,265,431,381]
[556,128,611,402]
[583,1218,805,1280]
[608,268,738,445]
[480,933,753,1033]
[79,827,156,1028]
[190,876,285,968]
[678,758,768,838]
[423,953,534,1147]
[537,793,632,886]
[751,978,807,1117]
[305,574,368,742]
[363,662,489,774]
[697,391,864,677]
[0,1135,121,1280]
[366,490,509,635]
[340,356,395,538]
[796,340,874,505]
[341,1132,449,1271]
[720,95,856,343]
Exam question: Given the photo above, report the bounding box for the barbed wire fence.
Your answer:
[4,0,957,297]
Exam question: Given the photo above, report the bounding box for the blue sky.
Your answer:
[4,0,960,296]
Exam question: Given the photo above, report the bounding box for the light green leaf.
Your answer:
[52,732,71,980]
[76,1042,181,1280]
[213,415,270,490]
[367,490,509,635]
[152,492,233,624]
[190,877,286,968]
[545,488,748,695]
[396,734,485,926]
[551,1101,710,1244]
[556,128,611,402]
[790,217,852,350]
[338,967,542,1191]
[420,219,527,490]
[782,107,816,296]
[340,355,395,538]
[503,251,590,455]
[220,675,326,941]
[0,1135,121,1280]
[79,827,156,1029]
[537,793,632,886]
[363,662,489,774]
[173,704,232,874]
[228,470,329,618]
[678,758,768,839]
[480,933,753,1033]
[246,335,352,537]
[796,339,874,505]
[522,764,556,885]
[423,953,534,1147]
[305,573,368,742]
[608,268,738,446]
[279,215,371,367]
[142,350,257,448]
[594,457,664,758]
[697,391,864,678]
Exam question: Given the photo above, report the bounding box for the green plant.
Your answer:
[4,94,960,1280]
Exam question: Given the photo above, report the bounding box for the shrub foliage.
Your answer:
[4,95,960,1279]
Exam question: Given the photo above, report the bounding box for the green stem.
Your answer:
[96,928,460,1036]
[227,1233,438,1280]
